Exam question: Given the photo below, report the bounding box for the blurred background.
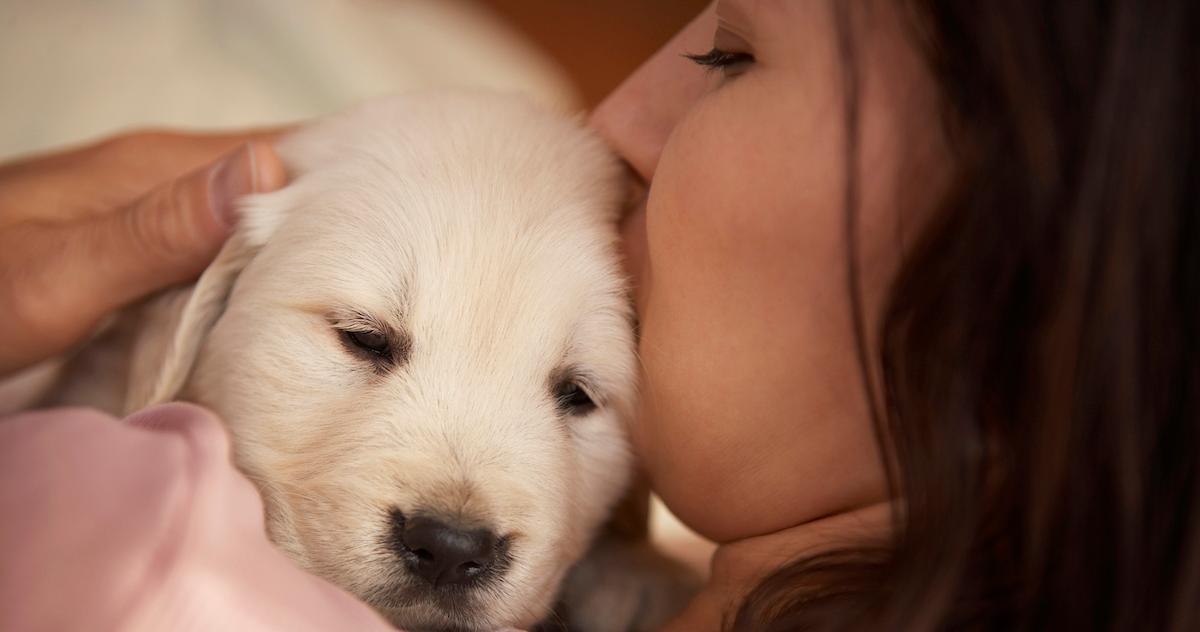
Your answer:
[0,0,706,160]
[0,0,715,575]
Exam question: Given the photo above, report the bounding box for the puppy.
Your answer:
[12,92,695,631]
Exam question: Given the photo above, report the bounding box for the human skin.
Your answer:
[590,0,953,626]
[0,131,285,376]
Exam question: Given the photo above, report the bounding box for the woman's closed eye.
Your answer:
[686,22,756,79]
[685,47,755,78]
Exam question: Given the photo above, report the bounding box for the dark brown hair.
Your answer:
[733,1,1199,629]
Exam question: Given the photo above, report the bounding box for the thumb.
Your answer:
[0,142,286,375]
[85,141,287,308]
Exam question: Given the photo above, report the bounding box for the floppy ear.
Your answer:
[123,191,289,412]
[122,120,338,413]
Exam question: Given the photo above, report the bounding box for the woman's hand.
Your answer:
[0,131,287,375]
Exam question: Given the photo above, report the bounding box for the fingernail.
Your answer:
[207,143,257,229]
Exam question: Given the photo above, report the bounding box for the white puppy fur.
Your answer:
[16,92,651,630]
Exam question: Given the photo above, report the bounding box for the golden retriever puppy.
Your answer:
[11,92,695,631]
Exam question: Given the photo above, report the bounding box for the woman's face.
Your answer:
[590,0,950,543]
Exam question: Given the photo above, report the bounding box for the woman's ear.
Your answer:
[123,190,290,412]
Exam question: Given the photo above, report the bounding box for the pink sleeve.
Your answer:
[0,403,395,632]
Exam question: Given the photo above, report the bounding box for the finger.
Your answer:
[0,128,291,225]
[0,142,286,375]
[125,402,232,464]
[84,140,286,307]
[124,401,268,530]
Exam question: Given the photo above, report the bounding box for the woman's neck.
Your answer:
[661,501,893,631]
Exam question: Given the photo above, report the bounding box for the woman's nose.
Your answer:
[587,2,717,184]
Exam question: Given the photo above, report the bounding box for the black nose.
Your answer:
[396,515,498,587]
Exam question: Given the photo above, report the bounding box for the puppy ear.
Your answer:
[124,191,288,412]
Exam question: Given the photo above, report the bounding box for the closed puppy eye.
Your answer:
[553,379,597,416]
[342,329,390,358]
[332,313,409,369]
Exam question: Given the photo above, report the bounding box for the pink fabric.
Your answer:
[0,403,395,632]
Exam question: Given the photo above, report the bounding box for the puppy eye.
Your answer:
[554,380,597,416]
[341,329,391,359]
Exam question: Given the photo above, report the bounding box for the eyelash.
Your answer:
[332,313,409,369]
[684,48,755,73]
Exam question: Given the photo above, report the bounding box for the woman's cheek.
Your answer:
[630,120,735,525]
[629,86,886,540]
[628,112,786,534]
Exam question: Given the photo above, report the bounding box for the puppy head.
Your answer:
[149,93,635,630]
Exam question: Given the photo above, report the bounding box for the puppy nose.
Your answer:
[398,515,498,587]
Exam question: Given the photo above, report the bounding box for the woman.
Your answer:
[591,1,1197,629]
[1,1,1196,630]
